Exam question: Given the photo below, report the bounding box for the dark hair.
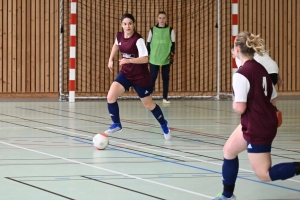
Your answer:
[158,11,167,16]
[121,13,135,23]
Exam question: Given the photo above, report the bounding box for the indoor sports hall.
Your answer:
[0,97,299,199]
[0,0,299,200]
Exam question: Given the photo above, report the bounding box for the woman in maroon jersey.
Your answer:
[104,13,171,140]
[213,32,299,200]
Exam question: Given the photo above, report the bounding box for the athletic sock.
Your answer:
[222,157,239,198]
[107,102,120,124]
[151,104,165,125]
[269,162,296,181]
[294,162,300,175]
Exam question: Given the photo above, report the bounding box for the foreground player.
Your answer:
[213,32,300,200]
[231,46,282,127]
[105,13,171,140]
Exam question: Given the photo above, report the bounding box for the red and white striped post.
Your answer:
[69,0,76,102]
[232,0,238,74]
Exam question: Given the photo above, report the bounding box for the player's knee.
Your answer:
[223,144,237,158]
[107,93,117,103]
[143,102,153,110]
[255,171,271,182]
[142,101,155,110]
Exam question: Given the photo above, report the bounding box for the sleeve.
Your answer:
[136,38,148,57]
[271,84,278,100]
[170,29,176,42]
[232,73,250,102]
[147,29,152,42]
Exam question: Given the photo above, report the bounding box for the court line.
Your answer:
[47,127,300,184]
[82,176,165,200]
[5,177,75,200]
[11,108,300,155]
[0,141,213,199]
[74,138,300,193]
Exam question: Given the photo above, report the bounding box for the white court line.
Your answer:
[46,127,300,183]
[0,141,213,199]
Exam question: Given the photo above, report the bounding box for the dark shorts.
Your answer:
[247,142,272,153]
[114,73,153,98]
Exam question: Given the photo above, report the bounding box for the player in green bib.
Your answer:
[147,11,176,103]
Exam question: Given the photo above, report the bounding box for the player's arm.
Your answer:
[168,29,176,64]
[170,28,176,54]
[270,84,278,106]
[233,102,247,114]
[277,73,283,86]
[146,29,152,54]
[108,40,119,73]
[119,38,148,65]
[232,73,249,114]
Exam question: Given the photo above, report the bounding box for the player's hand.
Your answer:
[108,60,114,73]
[168,53,174,64]
[277,78,283,86]
[119,58,130,66]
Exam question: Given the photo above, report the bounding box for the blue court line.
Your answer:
[55,177,71,180]
[73,138,300,193]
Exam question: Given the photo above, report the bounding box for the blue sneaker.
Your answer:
[161,120,171,140]
[213,193,236,200]
[105,123,122,134]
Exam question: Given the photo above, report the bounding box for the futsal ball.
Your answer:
[93,133,109,150]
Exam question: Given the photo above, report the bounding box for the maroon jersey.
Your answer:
[236,60,277,145]
[116,32,151,86]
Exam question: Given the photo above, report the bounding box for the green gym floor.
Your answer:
[0,96,299,200]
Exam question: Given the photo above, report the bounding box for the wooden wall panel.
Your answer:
[0,0,59,97]
[238,0,300,93]
[0,0,299,98]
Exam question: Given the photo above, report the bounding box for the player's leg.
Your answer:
[214,124,247,200]
[135,84,171,140]
[105,74,127,134]
[161,64,171,103]
[141,96,171,140]
[248,145,300,182]
[149,64,160,92]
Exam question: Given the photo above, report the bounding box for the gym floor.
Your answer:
[0,96,299,200]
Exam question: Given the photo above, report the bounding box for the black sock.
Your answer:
[294,162,300,175]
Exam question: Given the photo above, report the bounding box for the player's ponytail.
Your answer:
[235,31,266,56]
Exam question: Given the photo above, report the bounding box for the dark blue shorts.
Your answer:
[114,73,153,98]
[247,142,272,153]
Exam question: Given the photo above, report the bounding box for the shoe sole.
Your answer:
[105,129,122,135]
[164,134,171,140]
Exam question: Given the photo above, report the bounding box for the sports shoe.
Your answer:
[104,123,122,134]
[161,120,171,140]
[163,99,171,104]
[277,110,282,127]
[213,193,236,200]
